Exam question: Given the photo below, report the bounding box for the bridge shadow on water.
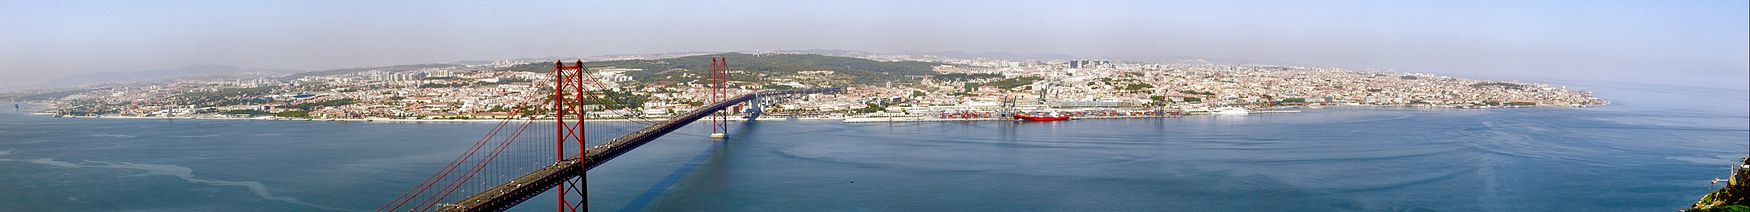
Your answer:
[615,120,758,211]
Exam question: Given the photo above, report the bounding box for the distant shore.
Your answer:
[40,114,846,124]
[28,104,1588,124]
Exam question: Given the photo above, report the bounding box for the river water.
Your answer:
[1,82,1745,211]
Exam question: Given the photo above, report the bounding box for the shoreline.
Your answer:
[37,114,848,124]
[28,104,1587,124]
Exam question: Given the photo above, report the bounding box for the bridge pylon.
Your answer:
[709,57,730,139]
[553,60,588,212]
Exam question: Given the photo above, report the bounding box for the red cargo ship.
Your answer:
[1013,113,1071,122]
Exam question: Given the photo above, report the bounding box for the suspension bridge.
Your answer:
[378,57,841,212]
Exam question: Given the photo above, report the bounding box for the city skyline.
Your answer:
[2,0,1746,90]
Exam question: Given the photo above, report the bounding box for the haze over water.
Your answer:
[0,81,1744,211]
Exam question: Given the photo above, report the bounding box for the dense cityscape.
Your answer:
[2,52,1605,121]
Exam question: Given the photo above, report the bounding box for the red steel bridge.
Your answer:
[378,57,841,212]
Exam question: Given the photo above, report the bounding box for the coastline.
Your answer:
[1688,157,1750,211]
[28,104,1588,124]
[37,114,847,124]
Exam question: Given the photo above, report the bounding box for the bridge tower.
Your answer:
[709,57,730,139]
[553,60,588,212]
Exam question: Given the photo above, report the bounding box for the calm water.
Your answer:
[1,83,1745,211]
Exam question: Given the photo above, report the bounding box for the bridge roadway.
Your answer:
[438,87,840,212]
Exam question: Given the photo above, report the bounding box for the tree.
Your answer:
[275,110,310,118]
[1124,83,1154,91]
[221,109,272,116]
[853,103,885,114]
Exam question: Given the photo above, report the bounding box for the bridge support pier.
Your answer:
[744,94,763,121]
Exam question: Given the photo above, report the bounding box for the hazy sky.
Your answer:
[2,0,1746,89]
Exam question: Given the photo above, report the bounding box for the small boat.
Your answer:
[1013,112,1071,122]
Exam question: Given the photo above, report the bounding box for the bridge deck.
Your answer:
[439,87,839,212]
[438,159,580,212]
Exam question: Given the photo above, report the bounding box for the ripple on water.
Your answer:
[1666,155,1744,165]
[0,157,347,211]
[90,133,137,138]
